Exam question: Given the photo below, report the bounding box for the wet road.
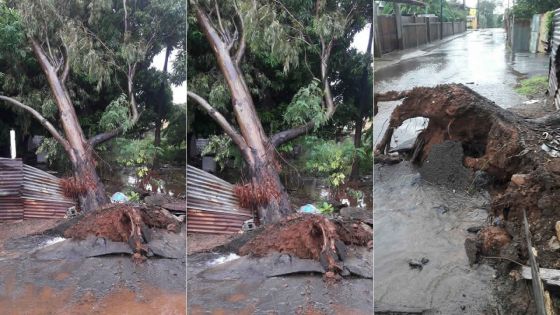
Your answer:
[374,29,548,313]
[374,28,548,147]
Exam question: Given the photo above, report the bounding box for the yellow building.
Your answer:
[467,8,478,29]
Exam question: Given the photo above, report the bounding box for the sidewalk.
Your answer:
[375,30,474,72]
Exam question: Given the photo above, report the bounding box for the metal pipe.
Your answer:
[10,129,16,159]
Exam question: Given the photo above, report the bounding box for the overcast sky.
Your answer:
[152,50,186,104]
[351,23,372,53]
[464,0,508,14]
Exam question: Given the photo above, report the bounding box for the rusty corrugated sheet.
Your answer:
[21,164,74,219]
[0,157,75,220]
[549,9,560,110]
[187,165,252,234]
[0,158,24,220]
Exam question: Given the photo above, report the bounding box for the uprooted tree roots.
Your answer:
[239,214,372,274]
[63,203,181,262]
[376,83,560,262]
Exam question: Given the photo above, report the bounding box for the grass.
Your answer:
[515,75,548,96]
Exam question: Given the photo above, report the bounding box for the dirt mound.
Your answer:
[63,204,181,260]
[65,204,133,241]
[418,141,471,190]
[375,84,560,270]
[238,214,372,272]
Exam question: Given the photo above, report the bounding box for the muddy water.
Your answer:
[374,162,498,313]
[374,28,549,313]
[285,176,373,209]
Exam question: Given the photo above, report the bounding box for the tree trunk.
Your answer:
[350,117,363,179]
[153,45,172,169]
[30,38,109,212]
[74,155,109,212]
[193,4,292,223]
[350,22,374,180]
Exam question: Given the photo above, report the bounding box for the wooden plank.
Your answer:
[522,266,560,287]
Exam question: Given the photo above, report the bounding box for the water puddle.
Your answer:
[374,162,497,313]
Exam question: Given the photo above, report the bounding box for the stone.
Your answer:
[510,174,529,186]
[548,236,560,251]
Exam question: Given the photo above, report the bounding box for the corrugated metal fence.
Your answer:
[549,8,560,110]
[186,165,252,234]
[0,158,75,220]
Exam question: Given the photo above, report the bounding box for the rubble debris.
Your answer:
[408,257,429,270]
[110,192,129,203]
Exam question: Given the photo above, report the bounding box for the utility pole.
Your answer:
[440,0,443,40]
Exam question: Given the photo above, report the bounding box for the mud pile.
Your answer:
[59,203,182,261]
[239,214,372,274]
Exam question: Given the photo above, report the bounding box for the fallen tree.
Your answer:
[53,203,182,262]
[375,84,560,224]
[239,213,372,275]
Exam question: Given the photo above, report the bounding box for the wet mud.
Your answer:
[0,218,186,314]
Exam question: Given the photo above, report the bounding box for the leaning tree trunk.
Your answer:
[31,39,109,212]
[193,5,292,224]
[376,83,560,223]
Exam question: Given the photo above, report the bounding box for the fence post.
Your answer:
[395,4,403,49]
[452,21,455,35]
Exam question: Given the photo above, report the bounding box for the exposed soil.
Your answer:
[239,214,372,272]
[376,83,560,313]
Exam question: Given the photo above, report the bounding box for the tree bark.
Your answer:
[192,3,292,223]
[350,22,374,180]
[30,38,109,212]
[153,45,172,169]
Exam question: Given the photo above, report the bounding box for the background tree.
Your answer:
[187,0,370,223]
[382,0,467,22]
[478,0,497,28]
[0,0,185,212]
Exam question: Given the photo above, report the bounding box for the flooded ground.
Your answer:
[374,28,549,313]
[374,28,548,148]
[102,165,186,197]
[187,247,373,314]
[0,224,186,314]
[374,162,497,313]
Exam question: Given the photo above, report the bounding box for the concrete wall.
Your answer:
[375,14,467,55]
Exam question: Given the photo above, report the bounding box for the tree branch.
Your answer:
[60,41,70,84]
[88,1,139,147]
[88,64,139,147]
[270,35,336,147]
[233,0,246,65]
[270,121,315,147]
[187,90,248,150]
[0,95,70,151]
